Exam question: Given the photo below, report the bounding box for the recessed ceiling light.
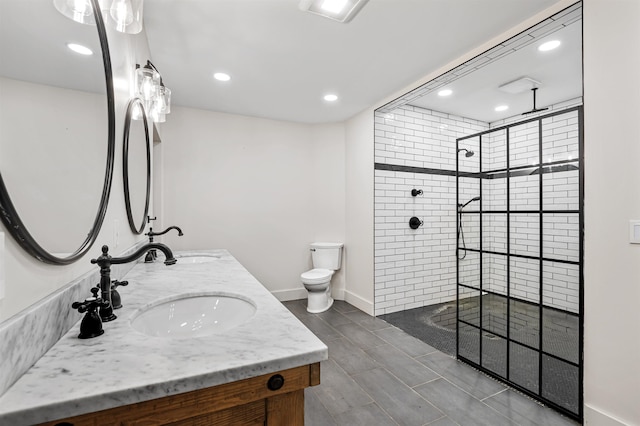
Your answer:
[213,72,231,82]
[495,105,509,112]
[538,40,561,52]
[438,89,453,97]
[321,0,348,14]
[324,94,338,102]
[299,0,369,23]
[67,43,93,55]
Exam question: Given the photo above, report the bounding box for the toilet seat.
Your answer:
[301,268,334,285]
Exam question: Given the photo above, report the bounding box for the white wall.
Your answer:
[159,106,346,301]
[0,27,154,322]
[583,0,640,424]
[344,108,375,314]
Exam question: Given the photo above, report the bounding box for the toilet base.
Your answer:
[307,296,333,314]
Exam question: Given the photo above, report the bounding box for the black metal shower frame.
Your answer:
[455,106,584,422]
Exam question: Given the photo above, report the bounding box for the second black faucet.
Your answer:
[144,226,183,262]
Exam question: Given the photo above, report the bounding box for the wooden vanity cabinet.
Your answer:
[39,363,320,426]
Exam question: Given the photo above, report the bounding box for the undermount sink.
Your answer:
[131,294,256,338]
[175,254,221,264]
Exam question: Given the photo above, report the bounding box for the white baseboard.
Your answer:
[271,287,374,316]
[344,290,373,315]
[584,404,632,426]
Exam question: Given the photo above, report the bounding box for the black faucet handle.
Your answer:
[72,294,106,339]
[88,287,110,309]
[72,294,102,314]
[111,280,129,289]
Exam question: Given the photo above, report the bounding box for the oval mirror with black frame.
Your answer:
[123,97,151,234]
[0,0,115,265]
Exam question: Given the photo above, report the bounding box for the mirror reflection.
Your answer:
[123,98,151,234]
[0,0,112,260]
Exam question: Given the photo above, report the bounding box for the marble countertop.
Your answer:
[0,250,328,425]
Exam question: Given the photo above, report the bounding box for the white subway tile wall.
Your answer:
[374,105,487,315]
[374,105,581,316]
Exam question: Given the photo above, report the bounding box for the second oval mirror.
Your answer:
[123,98,151,234]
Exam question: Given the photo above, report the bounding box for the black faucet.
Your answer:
[91,244,177,322]
[144,226,183,262]
[71,287,106,339]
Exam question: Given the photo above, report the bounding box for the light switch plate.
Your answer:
[630,220,640,244]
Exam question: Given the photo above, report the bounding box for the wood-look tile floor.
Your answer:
[283,299,581,426]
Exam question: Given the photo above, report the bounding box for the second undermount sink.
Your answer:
[131,294,256,338]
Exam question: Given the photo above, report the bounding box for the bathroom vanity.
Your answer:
[37,363,319,425]
[0,250,327,425]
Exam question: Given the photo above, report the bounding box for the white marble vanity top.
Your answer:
[0,249,327,425]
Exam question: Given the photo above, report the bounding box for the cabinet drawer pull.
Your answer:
[267,374,285,391]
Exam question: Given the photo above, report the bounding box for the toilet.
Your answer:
[301,242,344,313]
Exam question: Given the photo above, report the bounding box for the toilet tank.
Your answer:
[311,242,343,270]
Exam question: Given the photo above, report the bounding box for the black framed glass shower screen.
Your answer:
[455,106,583,421]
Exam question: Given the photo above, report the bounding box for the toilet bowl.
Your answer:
[301,269,335,313]
[301,243,343,313]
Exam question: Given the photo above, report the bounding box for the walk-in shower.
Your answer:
[455,107,583,420]
[373,2,583,422]
[378,105,583,422]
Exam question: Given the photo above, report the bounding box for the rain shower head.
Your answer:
[458,148,475,157]
[522,87,549,115]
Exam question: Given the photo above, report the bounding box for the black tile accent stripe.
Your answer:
[374,163,457,176]
[374,161,578,180]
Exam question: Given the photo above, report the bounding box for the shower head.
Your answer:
[458,196,481,210]
[458,148,475,157]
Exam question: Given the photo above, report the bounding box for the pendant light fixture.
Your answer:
[104,0,143,34]
[135,61,171,123]
[53,0,96,25]
[53,0,144,34]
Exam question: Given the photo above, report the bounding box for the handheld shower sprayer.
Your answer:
[458,148,475,157]
[457,196,480,260]
[458,196,481,210]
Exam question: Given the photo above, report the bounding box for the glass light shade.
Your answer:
[53,0,96,25]
[135,65,160,102]
[155,85,171,114]
[151,110,166,123]
[102,0,143,34]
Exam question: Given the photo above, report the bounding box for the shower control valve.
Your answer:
[409,217,424,229]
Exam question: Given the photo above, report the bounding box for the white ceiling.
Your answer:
[408,20,582,123]
[143,0,570,124]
